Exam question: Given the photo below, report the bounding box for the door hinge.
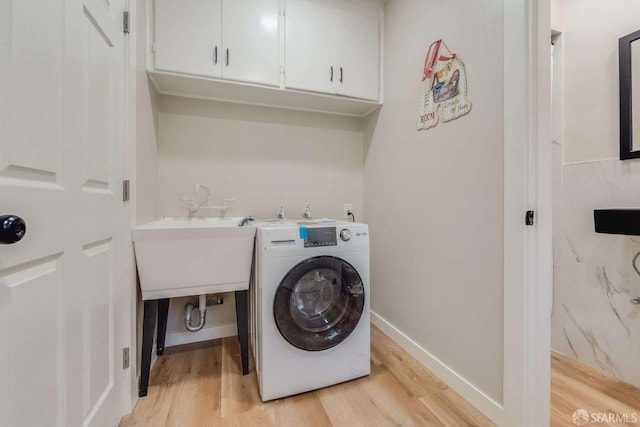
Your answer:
[123,347,130,369]
[123,11,130,34]
[525,210,535,226]
[123,179,130,202]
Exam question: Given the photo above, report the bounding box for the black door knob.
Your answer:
[1,215,27,244]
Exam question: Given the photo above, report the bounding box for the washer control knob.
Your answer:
[339,229,352,242]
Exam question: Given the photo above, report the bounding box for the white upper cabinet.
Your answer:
[222,0,281,86]
[153,0,279,86]
[285,0,336,94]
[285,0,380,101]
[334,4,380,101]
[149,0,383,116]
[154,0,222,78]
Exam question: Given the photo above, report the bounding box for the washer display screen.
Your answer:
[273,256,364,351]
[304,227,337,248]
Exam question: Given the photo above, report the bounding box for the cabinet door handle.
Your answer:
[226,48,229,66]
[340,67,343,83]
[214,45,218,65]
[330,66,333,82]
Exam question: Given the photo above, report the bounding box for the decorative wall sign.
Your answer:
[417,39,472,131]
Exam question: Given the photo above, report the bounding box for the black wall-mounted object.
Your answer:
[619,29,640,160]
[0,215,27,244]
[594,209,640,236]
[525,210,535,226]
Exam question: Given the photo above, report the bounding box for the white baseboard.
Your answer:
[370,311,503,425]
[165,323,237,347]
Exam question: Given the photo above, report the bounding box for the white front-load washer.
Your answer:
[251,220,370,401]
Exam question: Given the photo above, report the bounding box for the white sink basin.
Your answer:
[132,217,256,300]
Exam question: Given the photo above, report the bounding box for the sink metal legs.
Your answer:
[139,299,158,398]
[138,293,250,397]
[139,298,170,397]
[156,299,170,356]
[235,290,250,375]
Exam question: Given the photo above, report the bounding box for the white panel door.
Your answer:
[222,0,280,86]
[334,4,380,101]
[0,0,128,425]
[285,0,336,94]
[154,0,222,78]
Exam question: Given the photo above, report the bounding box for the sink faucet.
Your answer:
[181,184,211,216]
[181,184,235,218]
[201,198,236,218]
[302,203,312,219]
[195,184,210,207]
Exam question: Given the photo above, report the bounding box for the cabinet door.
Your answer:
[154,0,222,77]
[285,0,336,94]
[222,0,280,86]
[334,5,380,101]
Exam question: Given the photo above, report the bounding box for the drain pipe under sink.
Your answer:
[184,294,207,332]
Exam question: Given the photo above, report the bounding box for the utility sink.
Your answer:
[132,217,256,300]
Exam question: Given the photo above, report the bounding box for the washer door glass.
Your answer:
[274,256,365,351]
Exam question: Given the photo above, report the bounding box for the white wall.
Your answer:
[157,96,364,220]
[562,0,640,163]
[551,0,563,32]
[364,0,504,404]
[551,36,565,350]
[552,0,640,388]
[156,95,365,344]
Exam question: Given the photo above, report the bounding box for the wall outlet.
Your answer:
[343,203,353,219]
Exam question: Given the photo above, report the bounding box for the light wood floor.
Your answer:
[551,351,640,426]
[121,326,640,427]
[121,325,494,426]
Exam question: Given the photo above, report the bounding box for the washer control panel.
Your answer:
[262,223,368,252]
[302,226,369,247]
[303,227,337,248]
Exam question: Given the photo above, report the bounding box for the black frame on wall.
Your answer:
[619,29,640,160]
